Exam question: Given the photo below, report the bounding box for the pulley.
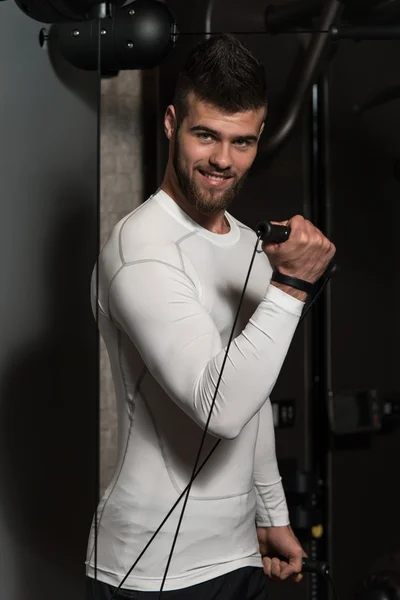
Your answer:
[48,0,176,71]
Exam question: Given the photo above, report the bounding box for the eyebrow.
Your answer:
[189,125,259,143]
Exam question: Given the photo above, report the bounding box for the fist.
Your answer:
[262,215,336,283]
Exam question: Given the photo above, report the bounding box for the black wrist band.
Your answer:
[271,271,315,295]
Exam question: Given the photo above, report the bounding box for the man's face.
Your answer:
[168,93,265,215]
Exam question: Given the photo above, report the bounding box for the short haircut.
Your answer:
[173,34,268,125]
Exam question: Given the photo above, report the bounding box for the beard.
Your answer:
[173,134,249,216]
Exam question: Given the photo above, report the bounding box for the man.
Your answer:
[86,34,335,599]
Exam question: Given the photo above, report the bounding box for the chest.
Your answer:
[186,241,272,342]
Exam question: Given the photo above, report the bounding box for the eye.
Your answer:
[196,133,214,142]
[234,139,249,148]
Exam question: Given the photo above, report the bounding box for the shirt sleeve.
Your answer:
[253,399,290,527]
[109,254,304,440]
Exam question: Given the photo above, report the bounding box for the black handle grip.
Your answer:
[256,220,290,243]
[270,556,329,576]
[302,558,329,576]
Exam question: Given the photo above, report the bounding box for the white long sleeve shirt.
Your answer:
[85,189,304,592]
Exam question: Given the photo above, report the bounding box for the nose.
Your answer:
[209,143,233,172]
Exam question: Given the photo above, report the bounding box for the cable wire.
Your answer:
[94,14,102,591]
[328,572,340,600]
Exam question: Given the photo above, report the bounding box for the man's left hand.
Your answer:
[257,525,307,583]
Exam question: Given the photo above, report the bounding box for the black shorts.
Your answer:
[86,567,268,600]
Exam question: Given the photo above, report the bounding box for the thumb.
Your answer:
[262,241,280,254]
[270,219,290,227]
[280,555,303,580]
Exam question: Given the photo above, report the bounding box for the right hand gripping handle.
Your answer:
[256,220,337,280]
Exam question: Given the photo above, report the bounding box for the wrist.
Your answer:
[270,271,313,302]
[270,281,308,302]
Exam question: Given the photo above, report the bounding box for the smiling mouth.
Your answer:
[198,170,233,182]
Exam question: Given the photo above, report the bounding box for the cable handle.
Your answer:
[270,556,330,576]
[256,220,290,244]
[301,558,330,576]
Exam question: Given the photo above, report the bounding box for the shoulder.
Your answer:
[102,192,190,269]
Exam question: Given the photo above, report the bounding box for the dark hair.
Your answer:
[173,34,267,125]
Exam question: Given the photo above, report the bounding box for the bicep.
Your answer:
[109,261,222,418]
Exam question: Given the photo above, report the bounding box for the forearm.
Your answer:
[255,479,290,527]
[253,400,289,526]
[193,285,303,438]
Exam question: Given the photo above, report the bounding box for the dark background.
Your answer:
[0,0,399,599]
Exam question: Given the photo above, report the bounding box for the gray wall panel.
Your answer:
[0,3,98,599]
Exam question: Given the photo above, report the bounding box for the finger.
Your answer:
[271,558,282,580]
[304,220,325,248]
[279,563,296,581]
[270,219,290,227]
[280,556,303,581]
[288,214,304,223]
[308,224,334,256]
[309,225,334,254]
[290,550,308,582]
[313,226,329,248]
[262,557,272,579]
[287,214,305,231]
[299,218,327,252]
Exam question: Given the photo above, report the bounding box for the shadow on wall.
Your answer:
[0,195,97,600]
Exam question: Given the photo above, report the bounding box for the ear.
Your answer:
[258,122,265,139]
[164,105,177,140]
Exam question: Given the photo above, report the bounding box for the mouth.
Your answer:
[198,169,233,188]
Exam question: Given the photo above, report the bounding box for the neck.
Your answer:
[161,165,230,235]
